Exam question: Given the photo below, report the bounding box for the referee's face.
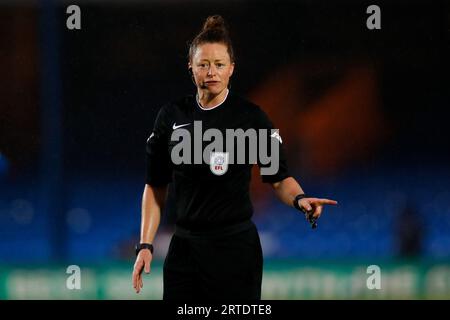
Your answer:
[190,42,235,96]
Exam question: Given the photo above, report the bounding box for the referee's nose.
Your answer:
[207,65,217,77]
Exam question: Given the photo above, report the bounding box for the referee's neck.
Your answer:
[197,89,229,110]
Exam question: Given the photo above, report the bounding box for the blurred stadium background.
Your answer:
[1,0,450,299]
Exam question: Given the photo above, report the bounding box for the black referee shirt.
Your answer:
[145,91,291,230]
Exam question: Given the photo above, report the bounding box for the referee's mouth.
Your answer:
[204,81,220,86]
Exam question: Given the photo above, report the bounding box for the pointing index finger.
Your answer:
[318,199,338,205]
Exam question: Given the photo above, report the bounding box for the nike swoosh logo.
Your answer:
[172,123,191,130]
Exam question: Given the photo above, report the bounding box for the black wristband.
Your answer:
[135,243,153,256]
[293,194,308,212]
[294,194,318,229]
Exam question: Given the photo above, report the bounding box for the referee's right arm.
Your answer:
[133,105,171,293]
[132,184,168,293]
[133,104,172,293]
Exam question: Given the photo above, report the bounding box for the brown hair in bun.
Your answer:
[189,15,235,63]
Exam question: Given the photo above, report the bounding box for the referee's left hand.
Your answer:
[298,197,338,220]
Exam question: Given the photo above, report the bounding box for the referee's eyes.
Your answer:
[199,64,208,68]
[216,63,225,68]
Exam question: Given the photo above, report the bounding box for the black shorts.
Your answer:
[163,220,263,301]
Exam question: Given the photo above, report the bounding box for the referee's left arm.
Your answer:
[255,107,337,219]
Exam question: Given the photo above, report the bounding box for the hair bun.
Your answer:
[202,15,227,32]
[189,14,235,63]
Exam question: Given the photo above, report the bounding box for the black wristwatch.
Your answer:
[293,194,308,212]
[293,194,318,229]
[135,243,154,256]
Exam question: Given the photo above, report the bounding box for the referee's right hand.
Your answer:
[132,249,152,293]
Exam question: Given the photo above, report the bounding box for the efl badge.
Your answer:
[210,152,229,176]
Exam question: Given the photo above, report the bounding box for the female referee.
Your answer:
[132,15,337,300]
